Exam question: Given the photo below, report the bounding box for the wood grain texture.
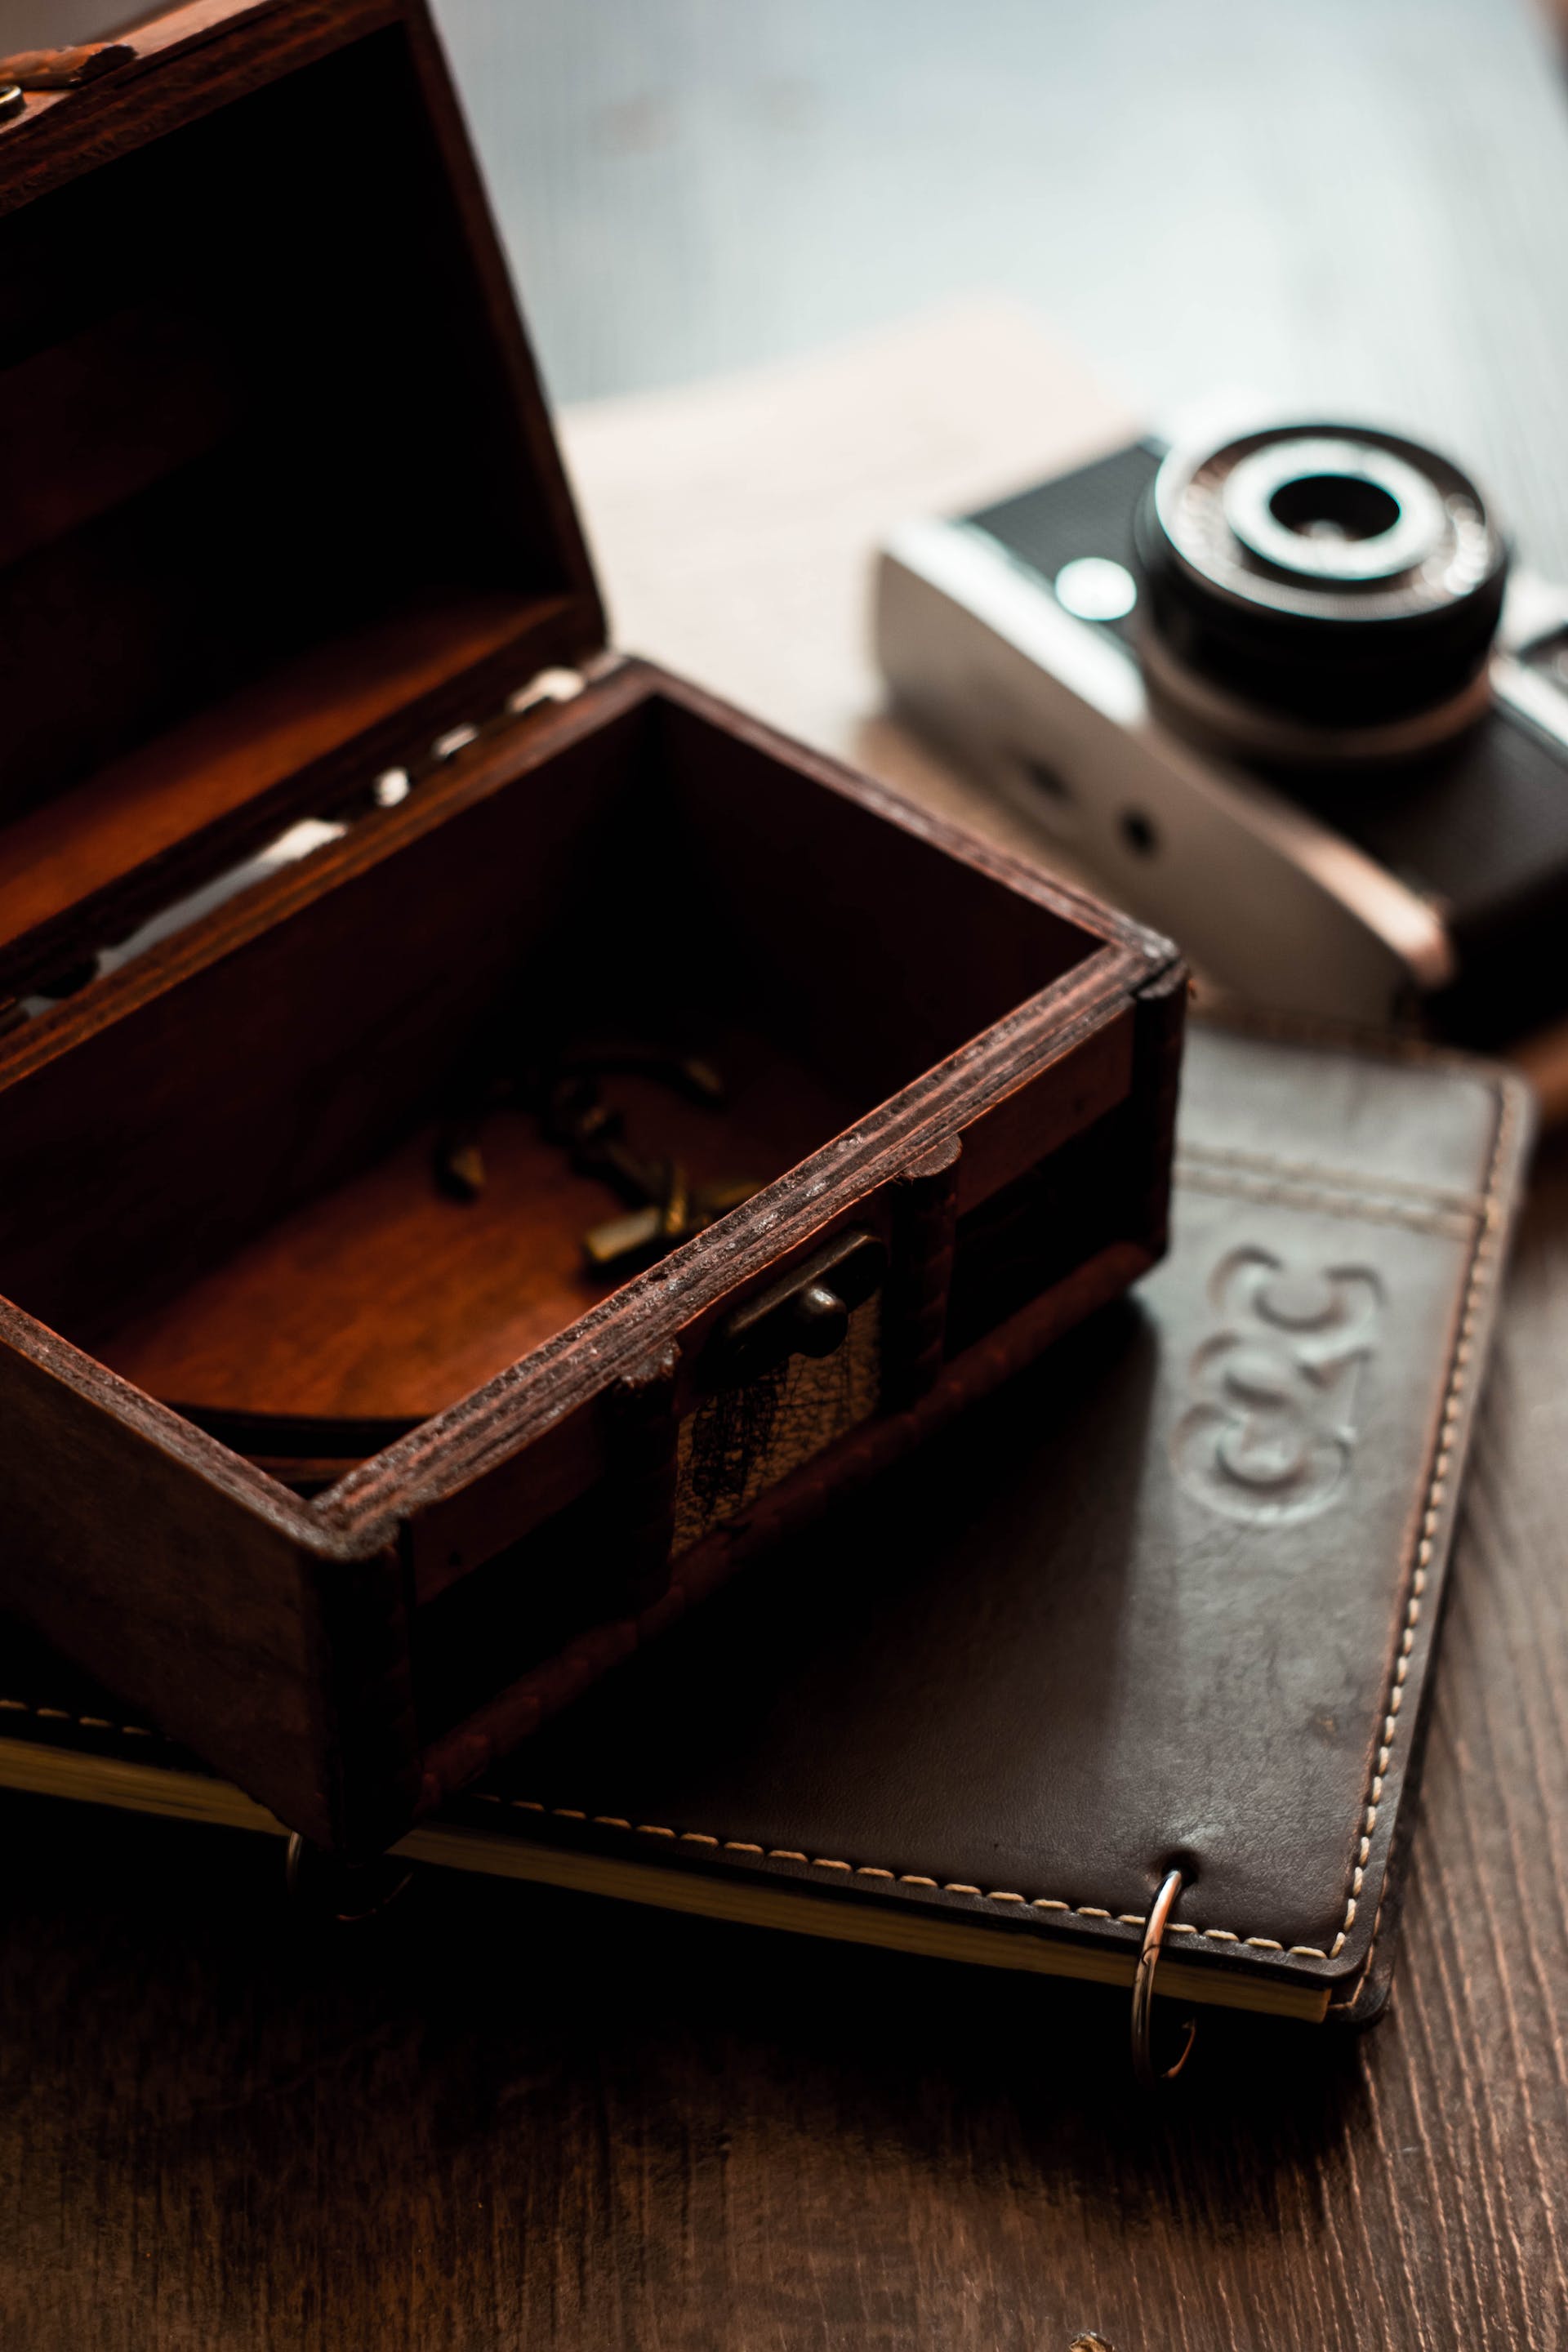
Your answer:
[0,635,1172,1849]
[0,0,603,987]
[882,1137,961,1406]
[0,0,1181,1855]
[2,1122,1566,2352]
[0,1296,413,1851]
[5,0,1568,2341]
[0,0,1179,1849]
[2,1151,1566,2347]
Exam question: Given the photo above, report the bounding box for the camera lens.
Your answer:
[1132,423,1508,764]
[1266,472,1400,543]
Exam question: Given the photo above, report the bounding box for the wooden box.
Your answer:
[0,0,1184,1852]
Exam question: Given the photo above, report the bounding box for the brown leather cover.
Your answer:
[0,1018,1531,2020]
[452,1014,1532,2022]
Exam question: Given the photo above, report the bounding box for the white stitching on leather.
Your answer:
[1175,1138,1487,1215]
[0,1071,1517,1987]
[1174,1160,1473,1239]
[488,1076,1519,1977]
[1327,1071,1517,1980]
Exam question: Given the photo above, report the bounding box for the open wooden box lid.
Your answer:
[0,0,1190,1858]
[0,0,606,999]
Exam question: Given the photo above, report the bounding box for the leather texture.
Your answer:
[461,1014,1532,2020]
[0,1017,1531,2021]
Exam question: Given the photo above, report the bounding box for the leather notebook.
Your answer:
[0,1017,1531,2028]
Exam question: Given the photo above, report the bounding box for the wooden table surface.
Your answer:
[9,3,1568,2346]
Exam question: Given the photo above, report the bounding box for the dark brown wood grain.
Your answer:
[0,1295,403,1849]
[0,608,1176,1837]
[16,0,1568,2337]
[0,0,1183,1857]
[2,1146,1565,2349]
[883,1138,962,1406]
[0,0,604,988]
[0,78,1175,1853]
[0,592,581,994]
[1,0,1566,2332]
[604,1342,682,1610]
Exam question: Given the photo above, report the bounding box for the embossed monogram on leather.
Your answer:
[484,1019,1528,2027]
[0,1022,1530,2030]
[1171,1246,1382,1526]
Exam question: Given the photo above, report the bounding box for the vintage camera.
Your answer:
[875,419,1568,1048]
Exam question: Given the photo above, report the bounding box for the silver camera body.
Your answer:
[875,426,1568,1045]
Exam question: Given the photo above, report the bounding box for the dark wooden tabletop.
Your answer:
[9,1144,1568,2352]
[8,2,1568,2346]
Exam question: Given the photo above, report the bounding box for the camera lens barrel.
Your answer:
[1133,423,1508,762]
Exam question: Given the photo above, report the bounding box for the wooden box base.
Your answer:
[0,661,1181,1848]
[0,0,1182,1850]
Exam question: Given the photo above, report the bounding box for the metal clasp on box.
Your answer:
[710,1229,887,1386]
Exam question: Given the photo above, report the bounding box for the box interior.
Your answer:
[0,696,1098,1455]
[0,23,595,981]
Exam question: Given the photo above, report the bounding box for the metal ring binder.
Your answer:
[1131,1869,1197,2088]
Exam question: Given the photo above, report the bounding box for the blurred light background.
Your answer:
[10,0,1568,564]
